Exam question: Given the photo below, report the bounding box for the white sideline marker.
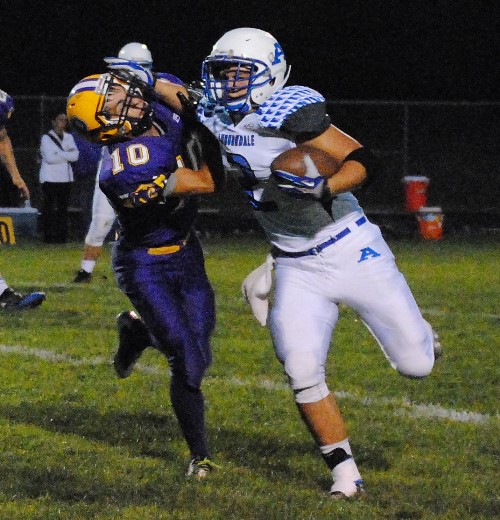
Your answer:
[0,344,495,425]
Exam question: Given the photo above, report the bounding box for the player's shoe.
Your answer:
[0,288,46,310]
[73,269,92,283]
[113,311,151,378]
[186,456,221,480]
[432,328,443,360]
[330,479,365,500]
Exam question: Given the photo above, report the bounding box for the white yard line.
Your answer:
[422,308,499,320]
[0,344,495,425]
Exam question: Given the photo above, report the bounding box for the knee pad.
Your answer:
[397,354,434,379]
[283,350,325,390]
[294,382,329,404]
[85,214,115,246]
[397,321,435,378]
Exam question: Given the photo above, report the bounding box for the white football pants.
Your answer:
[270,213,435,391]
[84,174,116,247]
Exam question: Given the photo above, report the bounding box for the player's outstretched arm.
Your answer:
[154,79,189,114]
[0,128,29,199]
[124,165,215,208]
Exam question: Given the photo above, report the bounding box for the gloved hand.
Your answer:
[104,57,155,86]
[176,80,205,119]
[129,174,166,206]
[186,80,205,105]
[274,154,328,200]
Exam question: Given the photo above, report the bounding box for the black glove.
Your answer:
[177,80,205,119]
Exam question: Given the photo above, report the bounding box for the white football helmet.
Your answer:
[202,28,290,113]
[118,42,153,70]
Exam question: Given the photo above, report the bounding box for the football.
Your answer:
[270,145,341,178]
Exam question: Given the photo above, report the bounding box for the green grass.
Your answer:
[0,235,498,519]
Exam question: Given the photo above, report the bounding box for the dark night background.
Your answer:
[1,0,498,101]
[1,0,498,231]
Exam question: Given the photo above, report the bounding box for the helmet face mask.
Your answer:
[67,73,152,144]
[202,28,290,113]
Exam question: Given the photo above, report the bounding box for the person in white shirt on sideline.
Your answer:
[39,112,79,243]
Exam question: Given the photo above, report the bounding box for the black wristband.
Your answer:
[342,147,381,182]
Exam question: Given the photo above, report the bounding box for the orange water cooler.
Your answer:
[402,176,429,212]
[416,207,444,240]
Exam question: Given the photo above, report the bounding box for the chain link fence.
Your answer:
[3,96,499,237]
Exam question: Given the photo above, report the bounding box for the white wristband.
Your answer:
[163,171,177,196]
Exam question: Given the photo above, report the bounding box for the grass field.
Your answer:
[0,235,498,519]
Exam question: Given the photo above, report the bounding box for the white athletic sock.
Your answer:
[0,278,9,295]
[81,260,96,273]
[320,438,363,495]
[320,438,353,456]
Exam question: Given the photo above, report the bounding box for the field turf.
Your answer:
[0,235,498,519]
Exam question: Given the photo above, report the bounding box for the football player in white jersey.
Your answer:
[198,27,442,498]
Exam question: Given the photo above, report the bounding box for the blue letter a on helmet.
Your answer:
[272,43,285,65]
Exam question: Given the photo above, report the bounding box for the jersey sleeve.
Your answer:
[280,103,331,143]
[0,89,14,129]
[155,72,184,85]
[256,85,331,142]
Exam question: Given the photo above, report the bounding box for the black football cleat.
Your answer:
[73,269,92,283]
[0,288,46,310]
[113,311,151,378]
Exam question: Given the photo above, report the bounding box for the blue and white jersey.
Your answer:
[0,89,14,130]
[199,85,362,252]
[99,102,196,248]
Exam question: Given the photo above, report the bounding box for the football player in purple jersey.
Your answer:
[67,71,224,479]
[74,42,188,284]
[0,88,46,310]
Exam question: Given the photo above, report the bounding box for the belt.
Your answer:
[147,235,190,256]
[272,216,367,258]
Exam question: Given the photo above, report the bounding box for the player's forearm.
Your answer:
[171,163,215,195]
[0,134,23,182]
[326,161,367,195]
[154,79,189,113]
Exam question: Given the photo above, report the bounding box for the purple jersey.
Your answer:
[99,102,197,247]
[156,71,183,85]
[72,132,103,178]
[0,89,14,129]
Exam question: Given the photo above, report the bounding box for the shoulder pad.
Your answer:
[257,86,325,129]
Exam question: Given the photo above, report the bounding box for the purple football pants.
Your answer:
[112,235,215,389]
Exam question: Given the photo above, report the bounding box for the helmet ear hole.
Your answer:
[68,116,88,135]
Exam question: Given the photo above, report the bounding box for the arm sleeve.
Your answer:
[280,102,331,143]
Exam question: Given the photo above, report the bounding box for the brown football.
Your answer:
[271,145,341,178]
